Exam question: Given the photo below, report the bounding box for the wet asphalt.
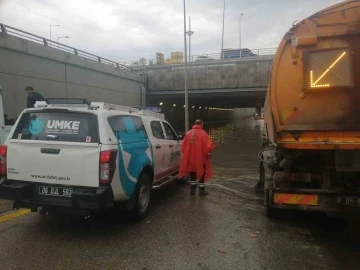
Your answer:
[0,109,360,269]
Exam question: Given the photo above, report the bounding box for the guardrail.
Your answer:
[0,23,134,72]
[124,47,277,68]
[0,23,276,71]
[191,48,276,61]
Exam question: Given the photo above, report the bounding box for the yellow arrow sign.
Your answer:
[310,51,346,88]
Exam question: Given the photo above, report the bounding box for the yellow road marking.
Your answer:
[0,209,31,223]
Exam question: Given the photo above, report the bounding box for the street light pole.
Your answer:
[189,16,191,62]
[239,13,243,49]
[57,36,69,49]
[50,24,60,42]
[183,0,189,132]
[186,17,194,63]
[221,0,226,59]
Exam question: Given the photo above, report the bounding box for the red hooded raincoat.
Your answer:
[179,125,215,182]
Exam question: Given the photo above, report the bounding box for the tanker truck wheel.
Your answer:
[262,162,280,218]
[265,189,275,217]
[265,189,283,218]
[258,161,279,218]
[254,162,265,193]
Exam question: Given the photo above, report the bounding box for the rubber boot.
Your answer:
[190,181,197,195]
[199,184,208,196]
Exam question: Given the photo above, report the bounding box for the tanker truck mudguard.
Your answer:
[258,0,360,217]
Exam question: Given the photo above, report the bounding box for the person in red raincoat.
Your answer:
[179,120,215,196]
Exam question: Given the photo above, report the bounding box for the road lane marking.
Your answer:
[0,209,31,223]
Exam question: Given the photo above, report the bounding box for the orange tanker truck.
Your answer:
[257,0,360,217]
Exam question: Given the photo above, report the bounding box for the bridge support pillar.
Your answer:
[0,24,7,34]
[141,86,146,107]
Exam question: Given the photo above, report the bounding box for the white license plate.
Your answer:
[38,186,73,197]
[339,196,360,206]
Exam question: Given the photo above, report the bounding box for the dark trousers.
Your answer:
[190,172,205,184]
[190,164,206,189]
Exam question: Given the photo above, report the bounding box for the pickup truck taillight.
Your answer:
[0,145,7,178]
[99,150,117,184]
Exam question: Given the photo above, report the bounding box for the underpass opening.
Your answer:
[147,93,266,133]
[145,54,271,131]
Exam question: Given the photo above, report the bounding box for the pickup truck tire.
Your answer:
[38,207,48,216]
[131,173,152,221]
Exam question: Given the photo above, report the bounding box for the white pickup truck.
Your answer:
[0,87,14,146]
[0,98,183,220]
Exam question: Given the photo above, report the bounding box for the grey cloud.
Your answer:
[0,0,343,62]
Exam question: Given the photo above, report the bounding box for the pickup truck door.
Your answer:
[161,121,181,174]
[0,86,7,145]
[149,120,168,182]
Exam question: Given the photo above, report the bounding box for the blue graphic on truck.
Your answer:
[116,117,153,197]
[29,118,44,135]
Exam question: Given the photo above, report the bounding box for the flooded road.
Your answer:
[206,109,360,270]
[0,109,360,269]
[205,108,263,178]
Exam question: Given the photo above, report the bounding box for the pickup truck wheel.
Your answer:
[131,173,152,221]
[38,207,48,216]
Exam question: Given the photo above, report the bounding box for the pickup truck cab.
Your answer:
[0,98,182,219]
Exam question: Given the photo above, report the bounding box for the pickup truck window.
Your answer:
[12,111,99,143]
[108,116,147,140]
[151,121,164,139]
[162,122,178,140]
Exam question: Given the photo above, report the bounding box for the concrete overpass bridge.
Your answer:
[0,23,273,127]
[145,56,273,109]
[0,24,146,119]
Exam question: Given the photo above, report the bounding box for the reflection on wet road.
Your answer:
[206,108,263,178]
[205,109,360,270]
[0,109,360,269]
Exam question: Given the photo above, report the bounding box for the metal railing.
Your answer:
[0,23,276,71]
[124,47,277,68]
[0,23,134,72]
[190,47,276,61]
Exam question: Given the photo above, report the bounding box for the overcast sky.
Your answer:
[0,0,342,63]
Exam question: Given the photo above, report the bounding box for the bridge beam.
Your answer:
[145,55,273,109]
[147,87,267,108]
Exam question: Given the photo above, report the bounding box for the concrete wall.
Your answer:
[0,33,146,118]
[233,108,257,118]
[146,57,273,92]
